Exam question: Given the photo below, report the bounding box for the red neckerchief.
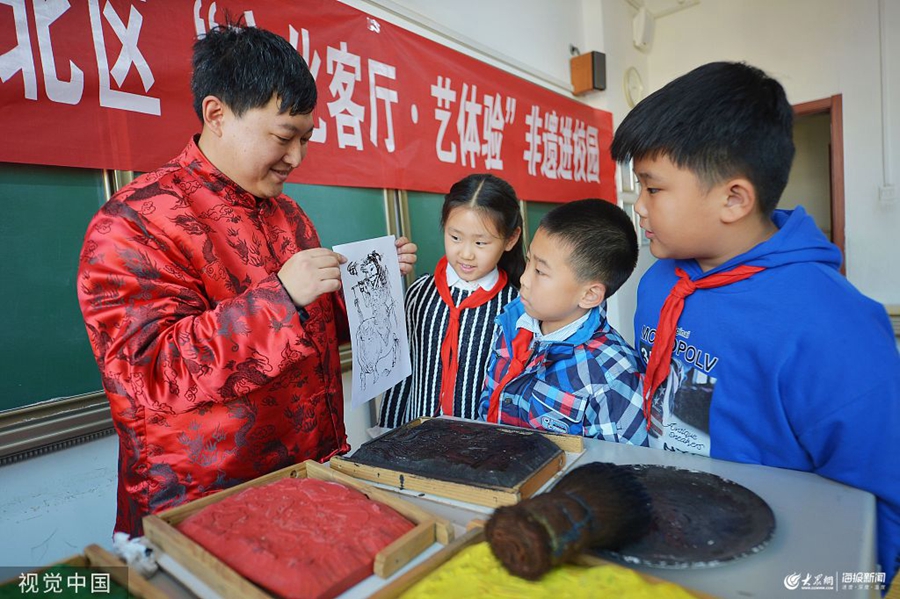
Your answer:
[433,256,509,416]
[486,327,534,423]
[643,265,765,430]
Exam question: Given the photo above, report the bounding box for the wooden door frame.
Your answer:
[793,95,845,271]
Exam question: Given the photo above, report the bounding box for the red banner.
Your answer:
[0,0,615,203]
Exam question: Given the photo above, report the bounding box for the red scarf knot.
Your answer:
[642,264,765,430]
[486,327,534,423]
[433,256,508,417]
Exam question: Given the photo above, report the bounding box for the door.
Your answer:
[784,96,845,273]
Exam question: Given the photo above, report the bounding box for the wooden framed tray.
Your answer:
[143,460,453,599]
[330,417,582,508]
[371,527,718,599]
[0,544,165,599]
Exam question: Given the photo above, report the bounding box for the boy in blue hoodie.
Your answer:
[478,199,647,445]
[611,61,900,588]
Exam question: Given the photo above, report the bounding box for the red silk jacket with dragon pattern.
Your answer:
[77,138,350,534]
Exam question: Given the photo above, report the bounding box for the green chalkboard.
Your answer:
[0,163,106,413]
[0,176,389,415]
[405,191,445,276]
[524,200,556,247]
[284,183,388,247]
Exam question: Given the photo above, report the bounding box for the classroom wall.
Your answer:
[0,0,608,567]
[0,435,117,566]
[6,0,898,569]
[646,0,900,304]
[345,0,654,340]
[0,372,370,566]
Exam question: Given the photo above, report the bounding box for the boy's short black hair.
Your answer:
[611,61,794,216]
[191,24,317,120]
[538,199,638,298]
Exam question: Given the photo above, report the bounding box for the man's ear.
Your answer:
[578,281,607,310]
[201,96,227,136]
[720,178,758,224]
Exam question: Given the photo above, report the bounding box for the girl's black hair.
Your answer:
[441,174,525,287]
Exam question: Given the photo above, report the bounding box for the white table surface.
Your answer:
[148,437,879,599]
[341,438,879,599]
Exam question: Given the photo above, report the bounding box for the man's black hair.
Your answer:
[610,61,794,216]
[191,23,317,120]
[538,199,638,298]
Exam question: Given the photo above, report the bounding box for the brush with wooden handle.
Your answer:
[484,462,652,580]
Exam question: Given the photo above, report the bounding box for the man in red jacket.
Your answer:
[77,24,416,535]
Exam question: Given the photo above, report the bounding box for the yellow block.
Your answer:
[401,542,701,599]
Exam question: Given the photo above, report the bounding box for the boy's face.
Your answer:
[633,154,726,270]
[519,228,602,335]
[211,95,314,198]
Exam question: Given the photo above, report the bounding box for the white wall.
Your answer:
[358,0,584,87]
[0,435,118,565]
[647,0,900,304]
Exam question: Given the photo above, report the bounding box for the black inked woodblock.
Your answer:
[346,418,564,489]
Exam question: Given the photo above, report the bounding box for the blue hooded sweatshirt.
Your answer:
[635,206,900,585]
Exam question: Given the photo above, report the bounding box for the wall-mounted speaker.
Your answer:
[632,7,655,52]
[570,51,607,96]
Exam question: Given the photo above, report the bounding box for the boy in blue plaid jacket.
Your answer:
[478,199,647,445]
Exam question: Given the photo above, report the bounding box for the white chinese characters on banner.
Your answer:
[431,75,458,163]
[2,0,159,113]
[327,41,365,150]
[333,235,411,408]
[482,93,515,170]
[0,1,611,197]
[432,76,523,172]
[525,105,600,183]
[368,58,398,152]
[293,29,400,152]
[290,25,328,143]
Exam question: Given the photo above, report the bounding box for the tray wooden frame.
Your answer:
[330,417,583,508]
[1,544,165,599]
[371,527,719,599]
[143,460,453,599]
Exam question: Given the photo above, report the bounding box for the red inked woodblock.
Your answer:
[177,477,415,599]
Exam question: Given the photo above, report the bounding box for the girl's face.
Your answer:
[443,206,518,283]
